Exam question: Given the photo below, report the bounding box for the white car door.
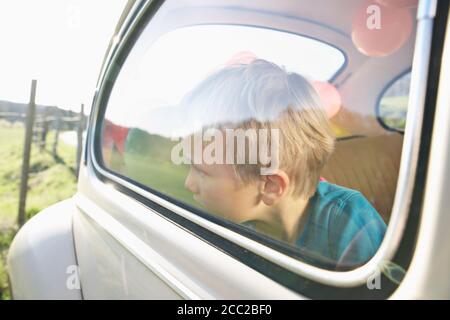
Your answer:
[73,0,448,299]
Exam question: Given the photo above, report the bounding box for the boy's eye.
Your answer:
[198,169,207,178]
[192,165,207,178]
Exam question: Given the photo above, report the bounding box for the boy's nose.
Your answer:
[184,169,198,194]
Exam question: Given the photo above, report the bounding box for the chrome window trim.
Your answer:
[391,10,450,298]
[94,0,145,92]
[87,0,437,287]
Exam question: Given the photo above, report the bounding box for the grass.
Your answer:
[0,120,78,300]
[123,155,196,207]
[106,127,198,208]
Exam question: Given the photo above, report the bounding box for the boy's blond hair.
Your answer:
[181,59,335,198]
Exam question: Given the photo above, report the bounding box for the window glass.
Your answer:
[99,0,418,271]
[378,72,411,131]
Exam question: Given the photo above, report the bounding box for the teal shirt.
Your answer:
[245,181,386,270]
[296,181,386,270]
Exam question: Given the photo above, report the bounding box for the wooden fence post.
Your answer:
[76,103,84,178]
[52,108,61,157]
[18,80,37,227]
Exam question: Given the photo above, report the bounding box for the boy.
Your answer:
[179,59,386,270]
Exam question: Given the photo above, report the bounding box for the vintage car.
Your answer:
[7,0,450,299]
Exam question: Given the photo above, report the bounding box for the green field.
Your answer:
[123,154,196,207]
[0,121,78,300]
[108,127,198,207]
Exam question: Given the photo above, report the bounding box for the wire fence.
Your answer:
[0,80,87,226]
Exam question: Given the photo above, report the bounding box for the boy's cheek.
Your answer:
[200,188,234,213]
[194,178,252,220]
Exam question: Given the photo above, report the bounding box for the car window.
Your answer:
[378,71,411,132]
[98,0,419,272]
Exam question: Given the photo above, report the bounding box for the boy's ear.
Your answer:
[259,170,290,206]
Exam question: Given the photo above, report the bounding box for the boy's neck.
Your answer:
[278,196,310,243]
[256,195,310,243]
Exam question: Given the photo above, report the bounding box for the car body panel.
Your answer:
[7,199,82,300]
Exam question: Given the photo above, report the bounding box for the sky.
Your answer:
[0,0,127,113]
